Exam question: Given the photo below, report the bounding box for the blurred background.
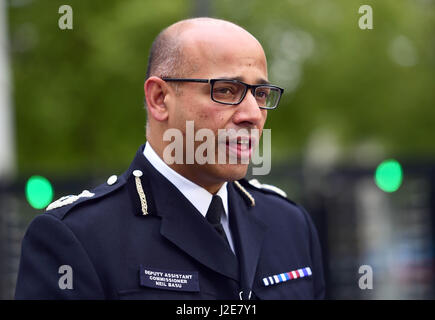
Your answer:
[1,0,434,299]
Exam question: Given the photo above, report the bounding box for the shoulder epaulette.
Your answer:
[238,178,298,206]
[247,179,288,198]
[44,173,127,220]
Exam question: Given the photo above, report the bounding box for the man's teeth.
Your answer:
[237,138,250,145]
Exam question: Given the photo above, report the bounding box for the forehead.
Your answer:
[179,25,268,80]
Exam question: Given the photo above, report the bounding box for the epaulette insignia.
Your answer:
[248,179,288,198]
[46,190,95,211]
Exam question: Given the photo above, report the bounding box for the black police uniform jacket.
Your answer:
[15,145,325,300]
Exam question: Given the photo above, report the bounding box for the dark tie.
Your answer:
[206,195,231,248]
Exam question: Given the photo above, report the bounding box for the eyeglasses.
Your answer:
[162,78,284,110]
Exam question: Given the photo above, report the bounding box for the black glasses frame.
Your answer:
[161,78,284,110]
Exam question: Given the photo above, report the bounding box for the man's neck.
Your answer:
[144,141,225,194]
[169,163,224,194]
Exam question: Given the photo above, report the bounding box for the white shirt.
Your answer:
[143,142,235,253]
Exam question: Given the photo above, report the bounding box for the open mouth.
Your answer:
[229,136,251,149]
[224,136,257,160]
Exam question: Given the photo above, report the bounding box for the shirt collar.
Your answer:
[143,142,228,218]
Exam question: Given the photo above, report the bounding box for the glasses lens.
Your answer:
[255,86,281,109]
[212,81,246,104]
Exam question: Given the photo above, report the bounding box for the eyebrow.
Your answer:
[217,76,270,85]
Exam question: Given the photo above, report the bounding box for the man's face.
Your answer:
[165,25,268,187]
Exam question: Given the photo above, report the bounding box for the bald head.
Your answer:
[143,18,270,191]
[145,17,265,80]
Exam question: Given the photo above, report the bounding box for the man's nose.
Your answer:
[232,90,265,127]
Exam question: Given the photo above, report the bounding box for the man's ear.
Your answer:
[144,76,170,121]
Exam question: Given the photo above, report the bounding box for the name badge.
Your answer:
[139,265,200,292]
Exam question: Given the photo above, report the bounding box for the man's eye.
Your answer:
[214,87,234,95]
[256,90,269,98]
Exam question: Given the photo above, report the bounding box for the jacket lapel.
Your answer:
[125,145,239,282]
[228,182,268,296]
[159,203,239,282]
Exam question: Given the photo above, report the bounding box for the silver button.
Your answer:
[133,170,143,177]
[107,175,118,185]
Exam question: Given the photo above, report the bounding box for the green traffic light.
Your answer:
[374,159,403,192]
[25,176,54,209]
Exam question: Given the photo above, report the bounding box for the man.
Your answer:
[15,17,325,299]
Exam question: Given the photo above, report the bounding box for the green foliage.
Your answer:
[216,0,435,163]
[10,0,189,175]
[8,0,435,176]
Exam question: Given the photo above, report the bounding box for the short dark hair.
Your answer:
[145,27,184,80]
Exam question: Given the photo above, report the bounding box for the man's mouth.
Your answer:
[224,136,258,160]
[229,136,251,149]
